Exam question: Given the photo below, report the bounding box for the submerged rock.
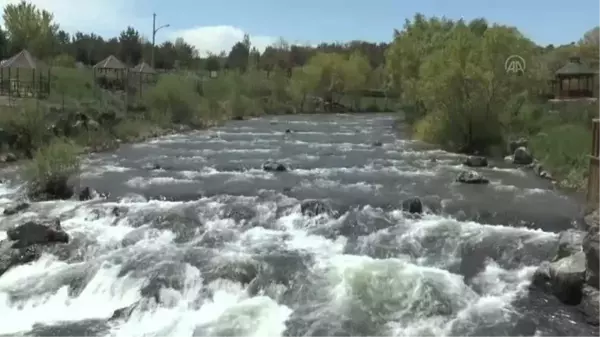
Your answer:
[3,202,30,216]
[456,170,489,184]
[110,303,139,321]
[300,199,335,217]
[262,161,288,172]
[402,197,423,214]
[463,156,488,168]
[222,204,257,224]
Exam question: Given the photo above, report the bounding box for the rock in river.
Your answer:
[3,202,30,216]
[300,199,335,217]
[463,156,488,168]
[402,197,423,214]
[513,146,533,165]
[263,161,288,172]
[532,251,586,305]
[456,170,490,184]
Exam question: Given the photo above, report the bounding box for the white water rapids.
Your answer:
[0,114,595,336]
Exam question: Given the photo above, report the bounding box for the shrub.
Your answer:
[0,102,49,157]
[145,74,202,125]
[25,138,81,200]
[112,118,160,142]
[529,123,592,189]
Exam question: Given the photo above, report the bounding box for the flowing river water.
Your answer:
[0,114,597,336]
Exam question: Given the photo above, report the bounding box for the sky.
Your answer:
[0,0,598,56]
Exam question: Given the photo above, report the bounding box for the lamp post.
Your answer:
[151,13,170,69]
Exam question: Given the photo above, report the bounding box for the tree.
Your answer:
[342,51,371,109]
[248,47,260,70]
[226,38,250,72]
[3,0,58,59]
[205,54,221,73]
[409,19,540,153]
[118,26,142,65]
[259,46,278,77]
[581,26,599,45]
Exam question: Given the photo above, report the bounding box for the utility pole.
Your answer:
[151,13,170,69]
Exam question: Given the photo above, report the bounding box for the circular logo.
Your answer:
[505,55,526,74]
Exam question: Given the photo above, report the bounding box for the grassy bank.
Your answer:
[405,99,597,190]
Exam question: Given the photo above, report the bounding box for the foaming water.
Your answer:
[0,114,593,337]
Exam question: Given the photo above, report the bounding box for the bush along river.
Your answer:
[0,114,598,336]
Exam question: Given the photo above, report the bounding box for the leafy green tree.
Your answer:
[411,19,541,153]
[3,0,58,59]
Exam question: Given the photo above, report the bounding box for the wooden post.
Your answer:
[587,118,600,211]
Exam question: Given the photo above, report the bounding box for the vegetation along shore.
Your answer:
[0,1,598,202]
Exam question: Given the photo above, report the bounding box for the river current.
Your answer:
[0,114,597,336]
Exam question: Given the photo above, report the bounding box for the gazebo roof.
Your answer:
[555,56,597,76]
[0,49,47,69]
[93,55,126,70]
[131,62,156,74]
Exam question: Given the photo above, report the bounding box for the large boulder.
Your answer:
[532,252,587,305]
[463,156,488,168]
[456,170,489,184]
[0,219,70,277]
[513,146,534,165]
[7,219,69,248]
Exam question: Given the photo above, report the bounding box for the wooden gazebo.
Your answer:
[0,49,50,98]
[553,56,597,99]
[93,55,127,91]
[131,62,157,83]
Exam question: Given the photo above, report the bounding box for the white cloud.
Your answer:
[170,25,277,57]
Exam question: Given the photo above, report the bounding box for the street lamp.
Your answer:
[151,13,170,69]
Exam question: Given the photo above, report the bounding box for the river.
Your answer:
[0,114,597,336]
